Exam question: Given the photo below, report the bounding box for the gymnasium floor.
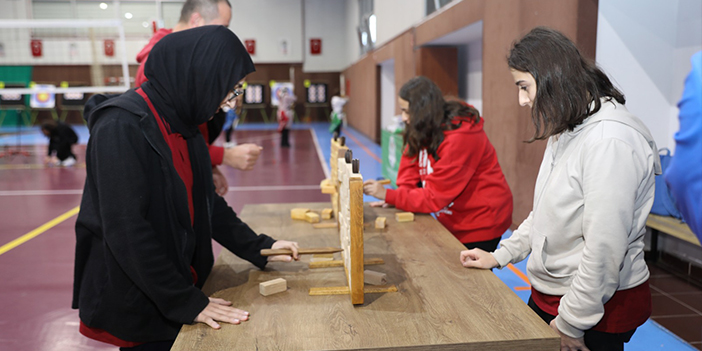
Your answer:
[0,122,699,350]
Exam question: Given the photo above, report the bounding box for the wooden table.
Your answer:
[172,203,559,351]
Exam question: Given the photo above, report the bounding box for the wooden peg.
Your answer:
[291,208,310,220]
[352,159,359,173]
[305,212,320,223]
[345,149,353,164]
[333,131,339,141]
[339,136,346,146]
[377,179,391,185]
[375,217,386,229]
[260,278,287,296]
[321,208,333,219]
[395,212,415,222]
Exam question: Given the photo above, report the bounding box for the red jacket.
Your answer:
[385,118,513,244]
[135,28,224,166]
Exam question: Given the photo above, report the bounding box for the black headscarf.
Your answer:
[139,26,255,282]
[141,25,255,138]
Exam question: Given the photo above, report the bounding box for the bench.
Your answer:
[647,214,700,262]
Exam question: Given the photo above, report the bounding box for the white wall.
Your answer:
[596,0,702,153]
[0,0,351,71]
[344,0,361,69]
[303,0,347,72]
[374,0,424,48]
[457,39,482,116]
[229,0,303,63]
[379,59,396,130]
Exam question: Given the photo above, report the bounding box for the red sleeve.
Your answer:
[209,145,224,166]
[385,132,485,213]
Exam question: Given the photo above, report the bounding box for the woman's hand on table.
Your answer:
[194,297,249,329]
[267,240,300,262]
[459,248,498,269]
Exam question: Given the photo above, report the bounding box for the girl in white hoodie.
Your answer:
[459,27,660,351]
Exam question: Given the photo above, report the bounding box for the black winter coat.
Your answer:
[72,90,274,342]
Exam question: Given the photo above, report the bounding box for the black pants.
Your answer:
[281,128,290,147]
[55,141,76,161]
[463,236,501,252]
[120,340,174,351]
[527,297,636,351]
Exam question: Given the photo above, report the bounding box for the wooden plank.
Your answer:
[312,222,338,229]
[647,214,700,246]
[172,203,559,351]
[260,247,342,256]
[309,258,385,269]
[309,285,399,296]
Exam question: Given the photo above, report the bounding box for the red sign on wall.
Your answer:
[245,39,256,55]
[30,39,42,57]
[310,38,321,55]
[104,39,115,57]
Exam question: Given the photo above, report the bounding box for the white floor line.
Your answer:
[0,185,321,196]
[227,185,320,191]
[310,128,330,179]
[0,189,83,196]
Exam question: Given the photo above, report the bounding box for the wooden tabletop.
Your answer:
[172,202,559,351]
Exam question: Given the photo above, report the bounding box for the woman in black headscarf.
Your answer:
[73,26,299,350]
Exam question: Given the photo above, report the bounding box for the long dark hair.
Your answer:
[508,26,625,142]
[399,76,480,160]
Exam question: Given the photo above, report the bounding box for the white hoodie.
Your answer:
[492,98,661,338]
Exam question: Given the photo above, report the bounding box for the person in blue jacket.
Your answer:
[665,51,702,240]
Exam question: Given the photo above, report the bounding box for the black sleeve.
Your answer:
[90,113,208,324]
[47,137,55,156]
[210,195,276,270]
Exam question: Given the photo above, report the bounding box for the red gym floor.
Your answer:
[0,128,328,350]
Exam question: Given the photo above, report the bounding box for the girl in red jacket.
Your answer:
[364,76,513,251]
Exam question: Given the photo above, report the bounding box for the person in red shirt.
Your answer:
[135,0,262,196]
[363,76,513,251]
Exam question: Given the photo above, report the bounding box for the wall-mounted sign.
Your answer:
[310,38,321,55]
[31,39,42,57]
[244,39,256,55]
[104,39,115,57]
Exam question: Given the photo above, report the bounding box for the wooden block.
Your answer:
[310,253,334,262]
[395,212,415,222]
[305,212,320,223]
[259,278,287,296]
[375,217,386,229]
[291,208,310,220]
[364,270,387,285]
[321,208,333,219]
[378,179,392,185]
[312,222,337,229]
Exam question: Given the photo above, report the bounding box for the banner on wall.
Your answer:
[104,39,115,57]
[245,39,255,55]
[310,38,321,55]
[30,39,42,57]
